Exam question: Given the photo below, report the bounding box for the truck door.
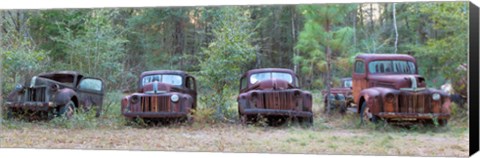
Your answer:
[77,77,105,115]
[352,60,368,104]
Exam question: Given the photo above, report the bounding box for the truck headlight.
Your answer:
[130,95,139,104]
[386,94,394,103]
[432,93,441,101]
[15,84,24,91]
[30,76,37,88]
[171,94,179,102]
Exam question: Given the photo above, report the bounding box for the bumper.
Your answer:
[242,109,313,118]
[378,112,450,120]
[123,111,189,118]
[5,101,54,111]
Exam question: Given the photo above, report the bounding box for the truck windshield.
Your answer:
[344,80,352,88]
[142,74,182,86]
[250,72,293,84]
[368,60,416,74]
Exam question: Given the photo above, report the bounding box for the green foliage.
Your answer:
[411,2,468,88]
[295,4,356,89]
[198,7,257,120]
[52,9,128,91]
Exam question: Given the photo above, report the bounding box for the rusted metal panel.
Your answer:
[140,96,172,112]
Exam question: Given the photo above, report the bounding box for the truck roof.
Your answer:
[140,70,189,78]
[38,71,81,77]
[355,53,416,63]
[245,68,295,76]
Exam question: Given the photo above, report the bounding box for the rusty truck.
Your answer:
[352,54,451,125]
[322,77,353,114]
[121,70,197,123]
[237,68,313,126]
[5,71,105,119]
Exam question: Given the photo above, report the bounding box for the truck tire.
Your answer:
[360,101,378,124]
[300,116,313,127]
[58,100,76,119]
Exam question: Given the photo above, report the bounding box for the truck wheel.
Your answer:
[240,114,248,125]
[59,100,76,119]
[339,103,347,114]
[300,116,313,127]
[6,108,15,119]
[360,102,378,124]
[438,119,448,127]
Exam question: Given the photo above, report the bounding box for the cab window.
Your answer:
[354,60,365,74]
[240,76,248,90]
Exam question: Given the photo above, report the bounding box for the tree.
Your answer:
[53,9,128,91]
[295,4,355,114]
[198,6,257,120]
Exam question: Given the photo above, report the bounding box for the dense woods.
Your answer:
[0,2,469,119]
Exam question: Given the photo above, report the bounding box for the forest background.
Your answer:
[0,2,469,119]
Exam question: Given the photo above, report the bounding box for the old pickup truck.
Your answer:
[121,70,197,123]
[237,68,313,126]
[322,77,353,114]
[5,71,104,119]
[352,54,451,125]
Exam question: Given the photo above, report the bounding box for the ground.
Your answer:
[0,92,469,157]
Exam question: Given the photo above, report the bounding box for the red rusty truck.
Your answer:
[237,68,313,126]
[352,54,451,125]
[121,70,197,123]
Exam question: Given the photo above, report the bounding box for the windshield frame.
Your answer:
[249,72,294,85]
[367,60,417,75]
[141,74,184,86]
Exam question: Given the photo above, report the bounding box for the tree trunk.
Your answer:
[291,7,298,73]
[369,3,374,32]
[0,11,3,121]
[325,18,332,114]
[353,6,357,53]
[393,3,398,54]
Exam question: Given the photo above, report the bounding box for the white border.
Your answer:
[0,148,428,158]
[0,0,476,158]
[0,0,466,9]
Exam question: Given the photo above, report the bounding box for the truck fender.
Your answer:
[359,87,400,114]
[358,88,381,114]
[301,91,313,112]
[53,88,78,107]
[181,94,194,112]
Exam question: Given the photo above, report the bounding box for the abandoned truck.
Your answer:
[352,54,451,125]
[121,70,197,123]
[322,77,353,114]
[237,68,313,125]
[5,71,104,119]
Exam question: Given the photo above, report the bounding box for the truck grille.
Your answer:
[25,87,47,102]
[261,91,296,110]
[398,93,433,113]
[140,96,172,112]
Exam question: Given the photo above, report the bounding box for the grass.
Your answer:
[0,91,470,157]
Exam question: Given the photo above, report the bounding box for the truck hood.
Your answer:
[141,82,174,93]
[368,74,426,89]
